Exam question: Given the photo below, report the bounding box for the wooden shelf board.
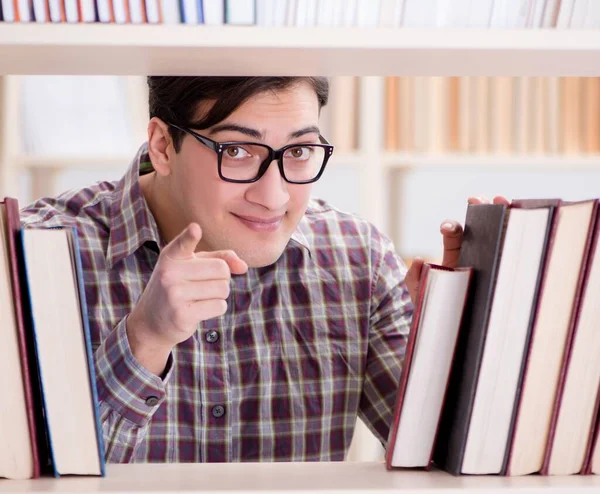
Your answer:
[2,25,600,76]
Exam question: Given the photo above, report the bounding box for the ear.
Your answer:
[147,117,176,177]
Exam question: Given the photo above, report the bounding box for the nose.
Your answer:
[244,159,289,211]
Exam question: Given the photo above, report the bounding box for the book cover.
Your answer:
[433,203,508,475]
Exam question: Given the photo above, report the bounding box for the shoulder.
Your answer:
[303,198,392,250]
[302,198,405,271]
[20,181,117,235]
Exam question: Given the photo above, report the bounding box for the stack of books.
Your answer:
[0,197,105,480]
[387,198,600,476]
[0,0,593,28]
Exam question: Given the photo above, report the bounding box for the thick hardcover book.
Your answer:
[542,201,600,475]
[433,203,508,475]
[3,197,42,479]
[386,264,472,470]
[505,199,597,476]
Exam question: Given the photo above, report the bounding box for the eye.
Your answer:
[224,146,251,159]
[286,147,311,160]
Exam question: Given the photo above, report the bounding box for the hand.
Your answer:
[126,223,248,374]
[404,195,509,304]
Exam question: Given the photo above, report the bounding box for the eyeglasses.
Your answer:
[168,123,334,184]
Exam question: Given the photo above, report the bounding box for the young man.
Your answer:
[21,76,468,463]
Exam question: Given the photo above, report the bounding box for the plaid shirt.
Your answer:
[20,144,413,463]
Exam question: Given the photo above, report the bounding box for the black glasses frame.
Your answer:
[168,123,334,184]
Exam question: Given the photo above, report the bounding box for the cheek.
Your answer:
[288,185,312,213]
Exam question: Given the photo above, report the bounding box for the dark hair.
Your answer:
[147,76,329,152]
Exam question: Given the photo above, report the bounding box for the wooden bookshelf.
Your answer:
[383,153,600,169]
[1,461,600,492]
[2,24,600,76]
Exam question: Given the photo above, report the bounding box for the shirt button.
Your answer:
[205,330,220,343]
[145,396,159,407]
[212,405,226,418]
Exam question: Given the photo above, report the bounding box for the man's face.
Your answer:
[169,82,320,267]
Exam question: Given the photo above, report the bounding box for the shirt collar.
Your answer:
[106,144,162,270]
[106,143,313,269]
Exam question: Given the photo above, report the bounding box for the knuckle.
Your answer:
[220,280,231,299]
[216,299,228,315]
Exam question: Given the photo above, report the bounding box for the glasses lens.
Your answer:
[282,145,326,183]
[220,144,271,181]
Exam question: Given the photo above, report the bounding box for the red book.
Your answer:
[0,197,40,479]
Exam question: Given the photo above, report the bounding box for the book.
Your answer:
[543,203,600,475]
[433,203,508,475]
[506,200,598,476]
[460,203,555,474]
[386,264,472,469]
[0,198,39,480]
[19,226,105,476]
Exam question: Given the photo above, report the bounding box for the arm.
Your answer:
[358,230,413,447]
[94,316,174,463]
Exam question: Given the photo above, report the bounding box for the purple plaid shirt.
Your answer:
[20,144,413,463]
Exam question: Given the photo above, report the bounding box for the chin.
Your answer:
[241,245,287,268]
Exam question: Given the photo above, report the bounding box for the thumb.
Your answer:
[163,223,202,260]
[405,257,425,305]
[197,249,249,275]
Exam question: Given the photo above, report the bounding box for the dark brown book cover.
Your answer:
[3,197,40,478]
[500,199,560,476]
[433,203,508,475]
[541,200,600,475]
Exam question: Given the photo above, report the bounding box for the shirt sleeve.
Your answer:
[95,316,173,462]
[358,227,413,447]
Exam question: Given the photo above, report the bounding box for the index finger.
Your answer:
[440,220,464,268]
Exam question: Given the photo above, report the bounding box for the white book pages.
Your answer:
[584,0,600,27]
[80,0,95,21]
[569,0,591,28]
[390,268,471,467]
[330,0,344,26]
[468,0,494,27]
[461,208,551,475]
[341,0,356,26]
[204,0,225,24]
[129,0,145,23]
[548,212,600,475]
[32,0,47,22]
[403,0,436,27]
[555,0,574,27]
[64,0,78,22]
[508,201,597,476]
[161,1,181,23]
[510,0,533,28]
[529,0,546,27]
[181,0,199,24]
[316,0,335,26]
[436,0,470,27]
[256,0,272,25]
[490,0,509,27]
[226,0,255,24]
[1,0,15,22]
[96,0,112,22]
[113,0,128,23]
[355,0,379,27]
[542,0,560,27]
[273,0,286,25]
[146,0,160,23]
[17,0,32,21]
[378,0,403,27]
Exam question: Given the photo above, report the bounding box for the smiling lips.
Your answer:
[233,213,284,232]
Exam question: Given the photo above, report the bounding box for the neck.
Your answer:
[139,172,184,248]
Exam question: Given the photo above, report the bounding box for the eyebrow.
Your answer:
[207,124,321,140]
